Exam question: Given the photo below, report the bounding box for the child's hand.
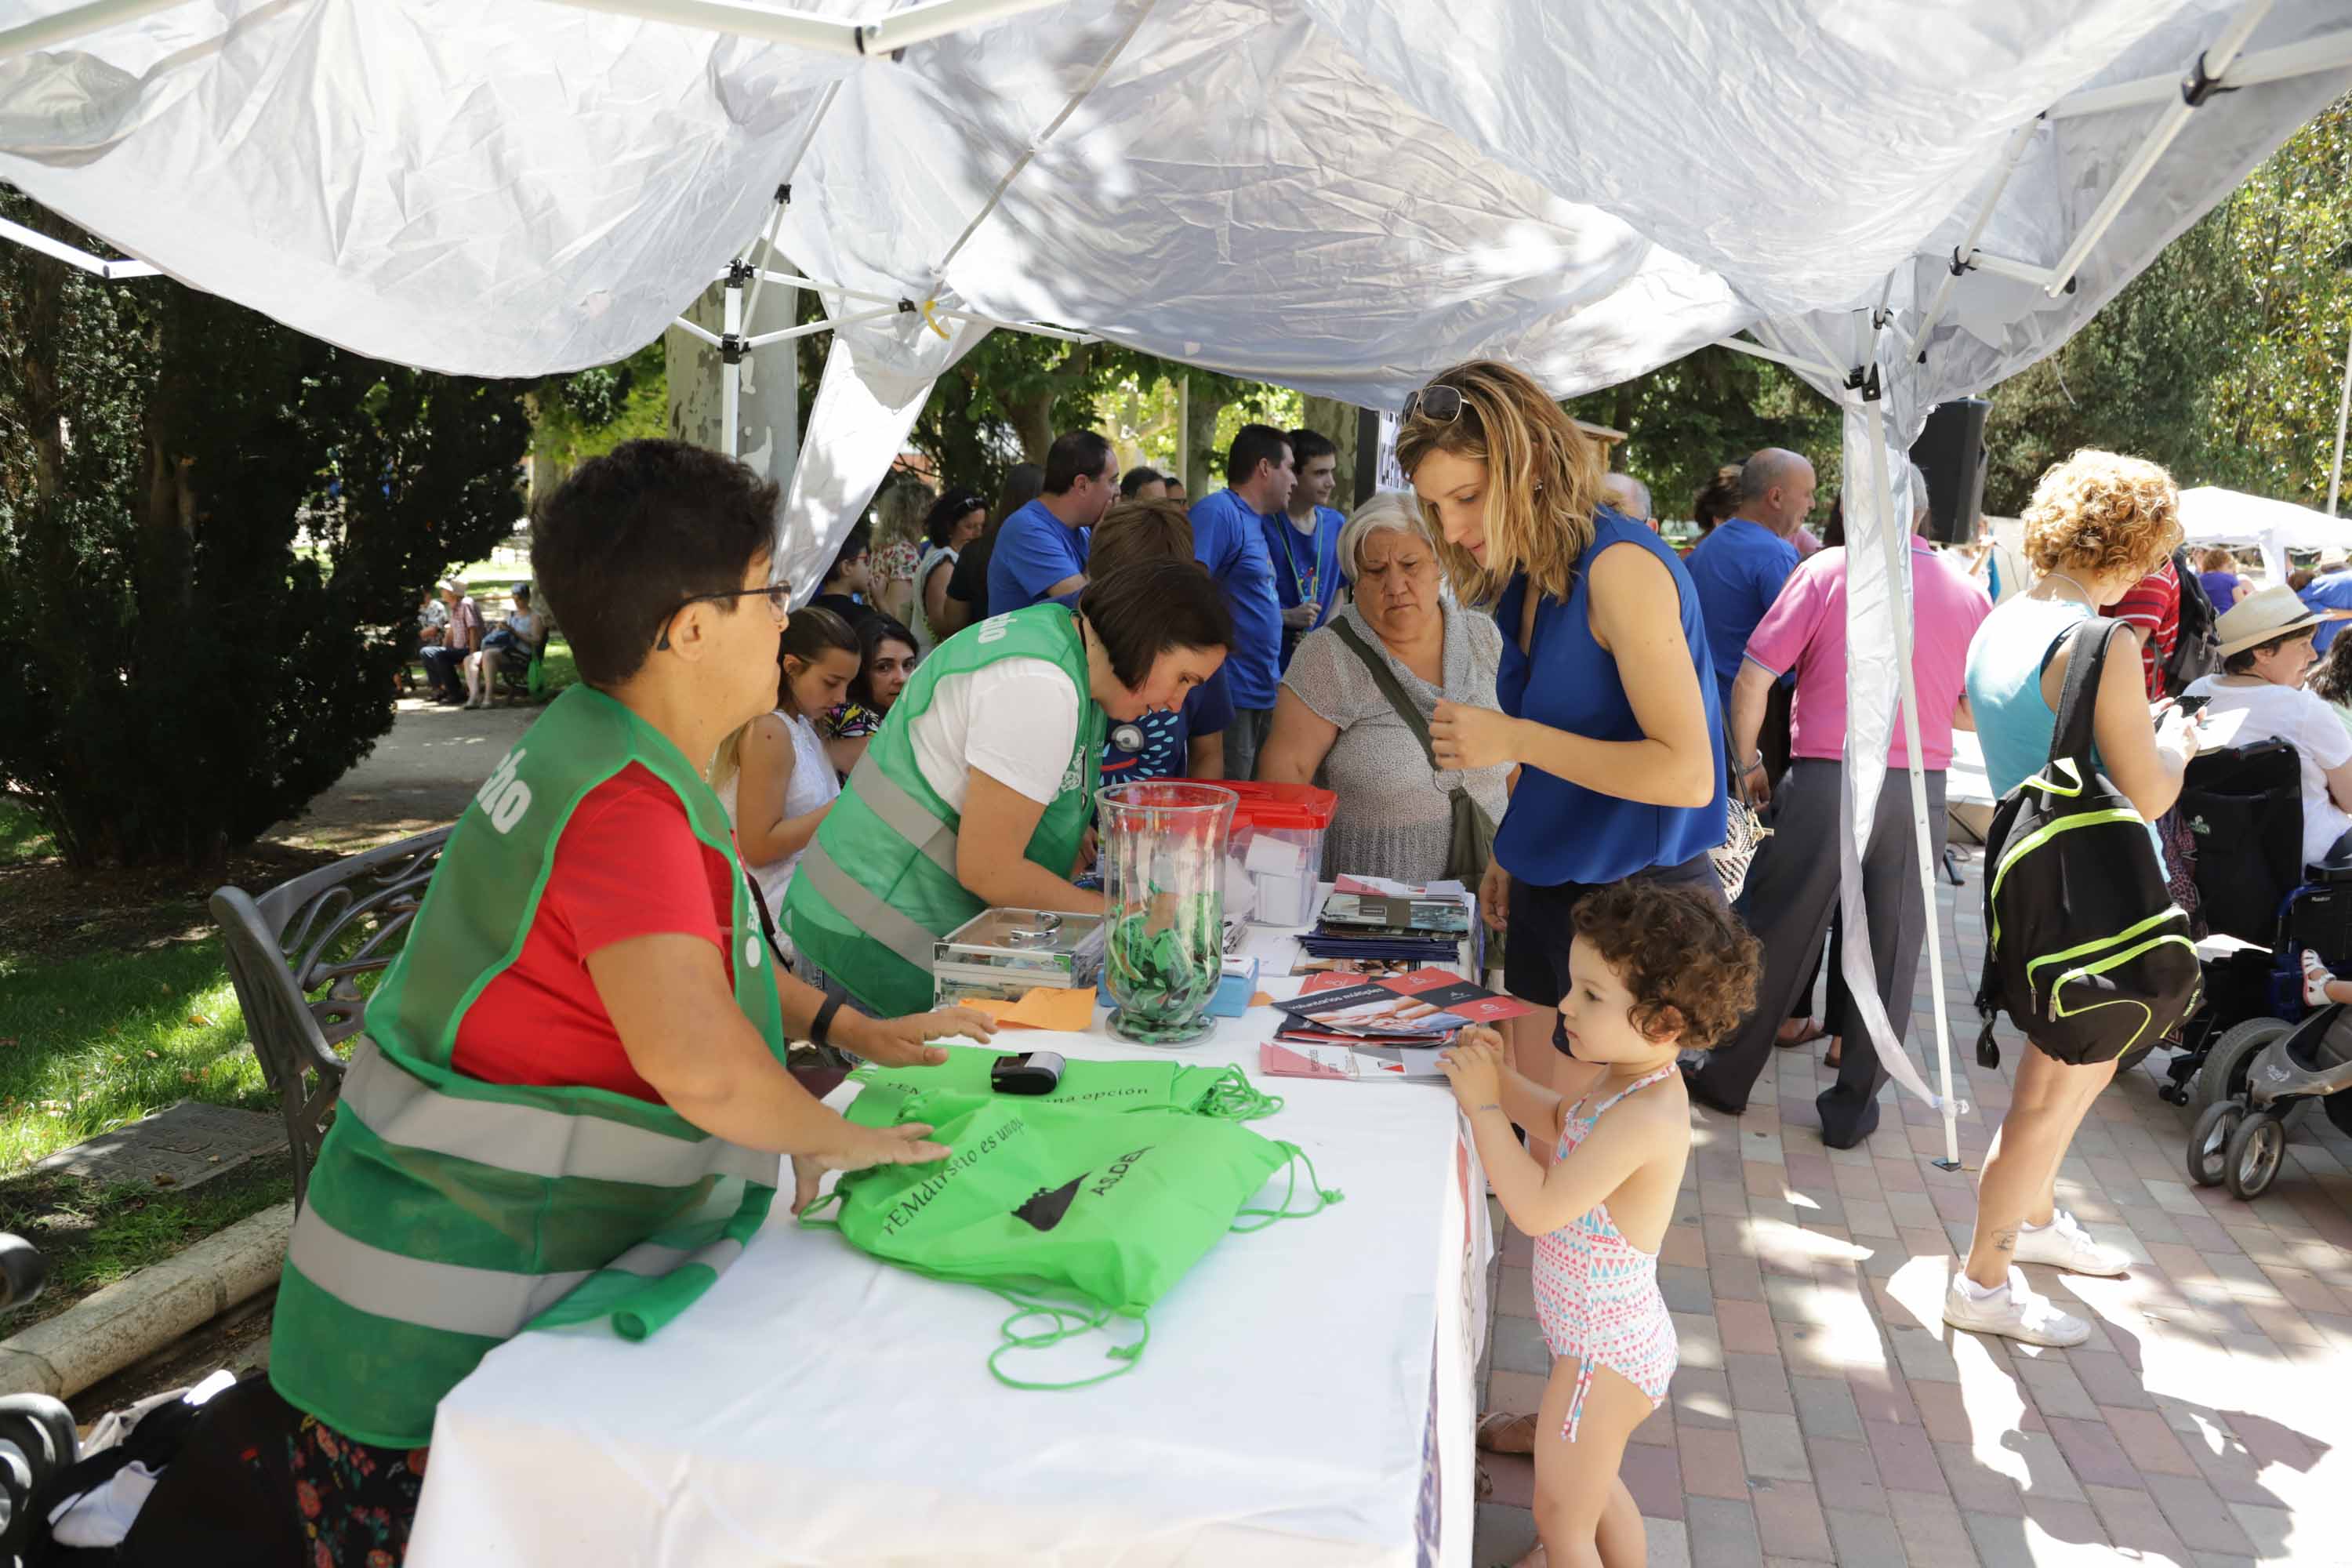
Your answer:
[1438,1028,1507,1107]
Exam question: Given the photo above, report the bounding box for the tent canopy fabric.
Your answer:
[2180,485,2352,583]
[5,0,2350,1141]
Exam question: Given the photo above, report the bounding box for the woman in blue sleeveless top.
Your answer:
[1952,448,2202,1352]
[1395,362,1727,1028]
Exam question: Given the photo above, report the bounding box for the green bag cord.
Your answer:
[1196,1064,1283,1122]
[1232,1144,1345,1232]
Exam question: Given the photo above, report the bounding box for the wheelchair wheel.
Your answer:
[2225,1109,2288,1201]
[2186,1100,2243,1188]
[2190,1017,2295,1123]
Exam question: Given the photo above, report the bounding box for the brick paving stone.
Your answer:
[1735,1411,1809,1483]
[1907,1378,1976,1445]
[1645,1515,1690,1568]
[1823,1506,1910,1568]
[2097,1403,2198,1477]
[1632,1396,1678,1447]
[1472,1501,1537,1566]
[1679,1422,1751,1500]
[1789,1374,1864,1442]
[1724,1351,1796,1415]
[1961,1508,2040,1568]
[1747,1478,1834,1562]
[1718,1298,1779,1356]
[2020,1495,2111,1552]
[2063,1348,2154,1410]
[1490,1312,1552,1377]
[1671,1308,1723,1371]
[2001,1428,2088,1504]
[1486,1368,1548,1420]
[2225,1501,2295,1559]
[1657,1263,1715,1315]
[1621,1433,1684,1519]
[2082,1481,2193,1562]
[2011,1354,2100,1421]
[1805,1435,1888,1515]
[1481,1451,1535,1509]
[2150,1473,2260,1556]
[1846,1360,1920,1426]
[1671,1367,1733,1430]
[1864,1417,1947,1494]
[1708,1251,1769,1303]
[1684,1495,1766,1568]
[1889,1492,1980,1568]
[2042,1415,2144,1490]
[1495,1265,1537,1319]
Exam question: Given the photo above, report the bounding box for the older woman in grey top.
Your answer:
[1258,493,1511,884]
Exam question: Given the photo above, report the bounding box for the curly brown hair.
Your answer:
[2020,448,2181,580]
[1571,881,1762,1050]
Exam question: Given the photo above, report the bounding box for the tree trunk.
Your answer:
[1185,387,1229,496]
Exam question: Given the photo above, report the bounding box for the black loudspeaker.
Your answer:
[1909,398,1990,545]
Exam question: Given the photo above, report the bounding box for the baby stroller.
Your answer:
[2187,1002,2352,1199]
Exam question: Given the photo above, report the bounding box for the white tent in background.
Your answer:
[3,0,2350,1167]
[2180,485,2352,582]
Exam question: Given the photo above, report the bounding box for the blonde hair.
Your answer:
[2020,448,2182,580]
[1392,360,1609,604]
[1336,492,1433,583]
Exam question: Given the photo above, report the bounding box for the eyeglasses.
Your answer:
[1401,383,1464,425]
[655,582,791,651]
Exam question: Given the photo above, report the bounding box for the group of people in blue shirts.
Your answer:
[982,422,1350,784]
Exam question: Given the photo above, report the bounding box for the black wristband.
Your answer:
[810,994,844,1049]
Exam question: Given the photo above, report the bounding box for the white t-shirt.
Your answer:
[2185,675,2352,866]
[908,657,1083,811]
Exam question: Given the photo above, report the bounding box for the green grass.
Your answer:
[0,801,53,866]
[0,1156,293,1331]
[0,937,271,1173]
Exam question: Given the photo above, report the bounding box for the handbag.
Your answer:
[1327,618,1496,887]
[1714,717,1772,902]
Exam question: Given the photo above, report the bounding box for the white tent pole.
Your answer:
[762,270,898,308]
[672,316,724,349]
[2051,29,2352,120]
[741,302,901,348]
[535,0,1070,59]
[0,0,181,61]
[1865,389,1964,1170]
[0,215,157,280]
[1714,335,1842,380]
[1967,249,2074,290]
[755,271,1099,342]
[721,267,743,459]
[929,0,1161,278]
[1905,119,2042,361]
[2332,318,2352,517]
[739,80,842,329]
[2042,0,2274,296]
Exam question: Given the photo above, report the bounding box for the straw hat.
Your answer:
[2214,584,2326,658]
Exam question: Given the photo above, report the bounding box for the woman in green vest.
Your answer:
[785,557,1234,1017]
[263,442,999,1563]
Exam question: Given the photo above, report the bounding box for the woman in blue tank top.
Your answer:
[1393,362,1727,1022]
[1950,448,2203,1354]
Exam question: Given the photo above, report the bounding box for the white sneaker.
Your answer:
[1943,1267,2091,1347]
[2011,1209,2131,1276]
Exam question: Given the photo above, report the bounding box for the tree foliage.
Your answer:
[530,339,667,494]
[1563,347,1842,521]
[0,194,530,869]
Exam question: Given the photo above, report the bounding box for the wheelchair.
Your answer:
[2157,739,2352,1196]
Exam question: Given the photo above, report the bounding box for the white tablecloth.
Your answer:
[409,920,1492,1567]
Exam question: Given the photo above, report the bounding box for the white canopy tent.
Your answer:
[2179,484,2352,582]
[5,0,2352,1165]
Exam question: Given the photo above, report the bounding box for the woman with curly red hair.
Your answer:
[1955,448,2206,1348]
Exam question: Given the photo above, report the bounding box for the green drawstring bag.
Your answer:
[843,1045,1283,1131]
[526,650,547,699]
[802,1089,1338,1388]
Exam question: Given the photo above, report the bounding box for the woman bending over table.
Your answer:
[256,441,995,1565]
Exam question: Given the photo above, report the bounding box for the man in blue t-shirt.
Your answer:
[1189,424,1294,781]
[1683,448,1814,713]
[987,430,1120,613]
[2299,561,2352,655]
[1263,426,1348,673]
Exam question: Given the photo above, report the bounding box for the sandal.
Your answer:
[1778,1017,1828,1048]
[1823,1036,1842,1070]
[1476,1410,1537,1455]
[2303,949,2339,1009]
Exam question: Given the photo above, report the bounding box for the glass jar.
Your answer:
[1098,782,1237,1045]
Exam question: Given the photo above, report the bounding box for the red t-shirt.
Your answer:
[448,764,739,1102]
[2111,558,2180,701]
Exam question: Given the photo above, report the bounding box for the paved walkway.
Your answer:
[267,693,535,851]
[1473,853,2352,1568]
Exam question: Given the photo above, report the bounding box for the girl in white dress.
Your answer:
[715,605,861,922]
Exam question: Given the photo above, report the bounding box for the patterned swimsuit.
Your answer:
[1530,1064,1681,1442]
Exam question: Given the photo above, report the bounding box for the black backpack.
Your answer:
[2165,547,2223,697]
[1975,619,2201,1068]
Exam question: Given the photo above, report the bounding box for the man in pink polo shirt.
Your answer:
[1685,465,1992,1147]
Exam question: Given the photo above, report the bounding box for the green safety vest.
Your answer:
[783,604,1103,1017]
[269,686,788,1449]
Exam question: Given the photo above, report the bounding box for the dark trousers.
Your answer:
[1688,759,1947,1147]
[420,643,468,699]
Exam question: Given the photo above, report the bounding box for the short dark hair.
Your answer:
[1090,499,1196,579]
[2223,629,2309,676]
[849,613,918,709]
[1693,463,1743,534]
[924,489,987,549]
[1119,465,1165,499]
[1078,559,1232,690]
[824,521,872,585]
[529,439,777,688]
[1572,881,1762,1049]
[1226,424,1291,485]
[1287,428,1338,466]
[514,583,532,604]
[1043,431,1115,495]
[1165,474,1187,494]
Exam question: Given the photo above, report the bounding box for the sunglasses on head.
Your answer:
[1401,383,1465,425]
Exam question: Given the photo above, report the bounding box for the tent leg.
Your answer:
[722,269,743,460]
[1865,396,1964,1172]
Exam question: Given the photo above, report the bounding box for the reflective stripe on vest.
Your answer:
[844,753,960,879]
[796,840,945,973]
